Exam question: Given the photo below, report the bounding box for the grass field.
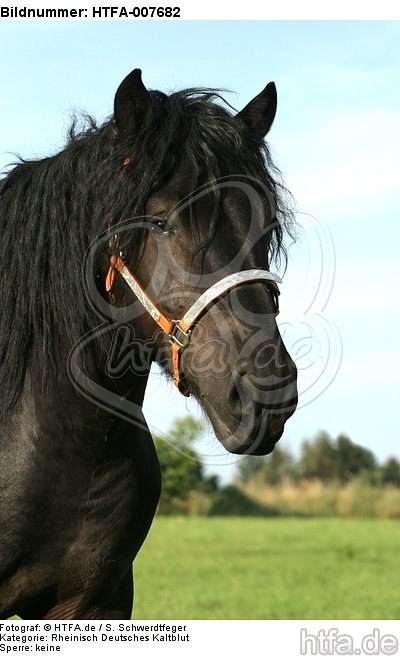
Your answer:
[133,516,400,619]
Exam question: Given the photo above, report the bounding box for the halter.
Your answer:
[107,157,281,396]
[106,253,281,397]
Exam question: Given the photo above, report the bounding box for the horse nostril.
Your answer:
[226,360,253,420]
[227,359,255,420]
[236,358,254,377]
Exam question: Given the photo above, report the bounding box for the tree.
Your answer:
[300,431,339,482]
[380,457,400,486]
[300,431,378,483]
[152,416,218,505]
[236,444,296,485]
[265,446,297,484]
[236,453,268,483]
[335,434,377,482]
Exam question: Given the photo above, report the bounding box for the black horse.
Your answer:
[0,69,297,619]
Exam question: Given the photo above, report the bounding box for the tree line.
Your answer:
[152,419,400,508]
[237,430,400,487]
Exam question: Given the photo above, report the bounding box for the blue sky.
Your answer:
[1,20,399,481]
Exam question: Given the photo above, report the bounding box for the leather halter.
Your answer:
[107,155,281,395]
[106,253,281,397]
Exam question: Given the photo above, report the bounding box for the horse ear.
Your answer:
[236,82,277,140]
[114,68,152,136]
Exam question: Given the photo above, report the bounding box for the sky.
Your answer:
[1,19,399,482]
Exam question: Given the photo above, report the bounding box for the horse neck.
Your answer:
[27,328,150,443]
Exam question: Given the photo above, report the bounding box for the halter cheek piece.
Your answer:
[106,253,281,397]
[106,158,281,397]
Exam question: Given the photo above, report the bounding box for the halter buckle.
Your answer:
[169,321,192,350]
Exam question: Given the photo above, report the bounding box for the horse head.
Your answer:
[104,69,298,456]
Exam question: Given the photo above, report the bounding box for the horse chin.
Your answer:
[201,400,286,456]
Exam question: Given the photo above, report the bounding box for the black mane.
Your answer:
[0,86,295,415]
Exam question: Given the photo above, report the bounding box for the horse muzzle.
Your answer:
[197,350,298,455]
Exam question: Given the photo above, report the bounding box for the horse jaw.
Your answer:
[197,389,297,456]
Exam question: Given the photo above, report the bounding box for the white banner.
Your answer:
[0,0,399,20]
[1,620,400,656]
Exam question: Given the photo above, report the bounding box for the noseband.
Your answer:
[106,254,281,397]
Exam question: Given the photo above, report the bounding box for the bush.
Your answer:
[208,485,279,517]
[237,477,400,519]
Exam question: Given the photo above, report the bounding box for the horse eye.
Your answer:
[150,218,170,235]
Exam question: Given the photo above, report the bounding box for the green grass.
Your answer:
[133,516,400,619]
